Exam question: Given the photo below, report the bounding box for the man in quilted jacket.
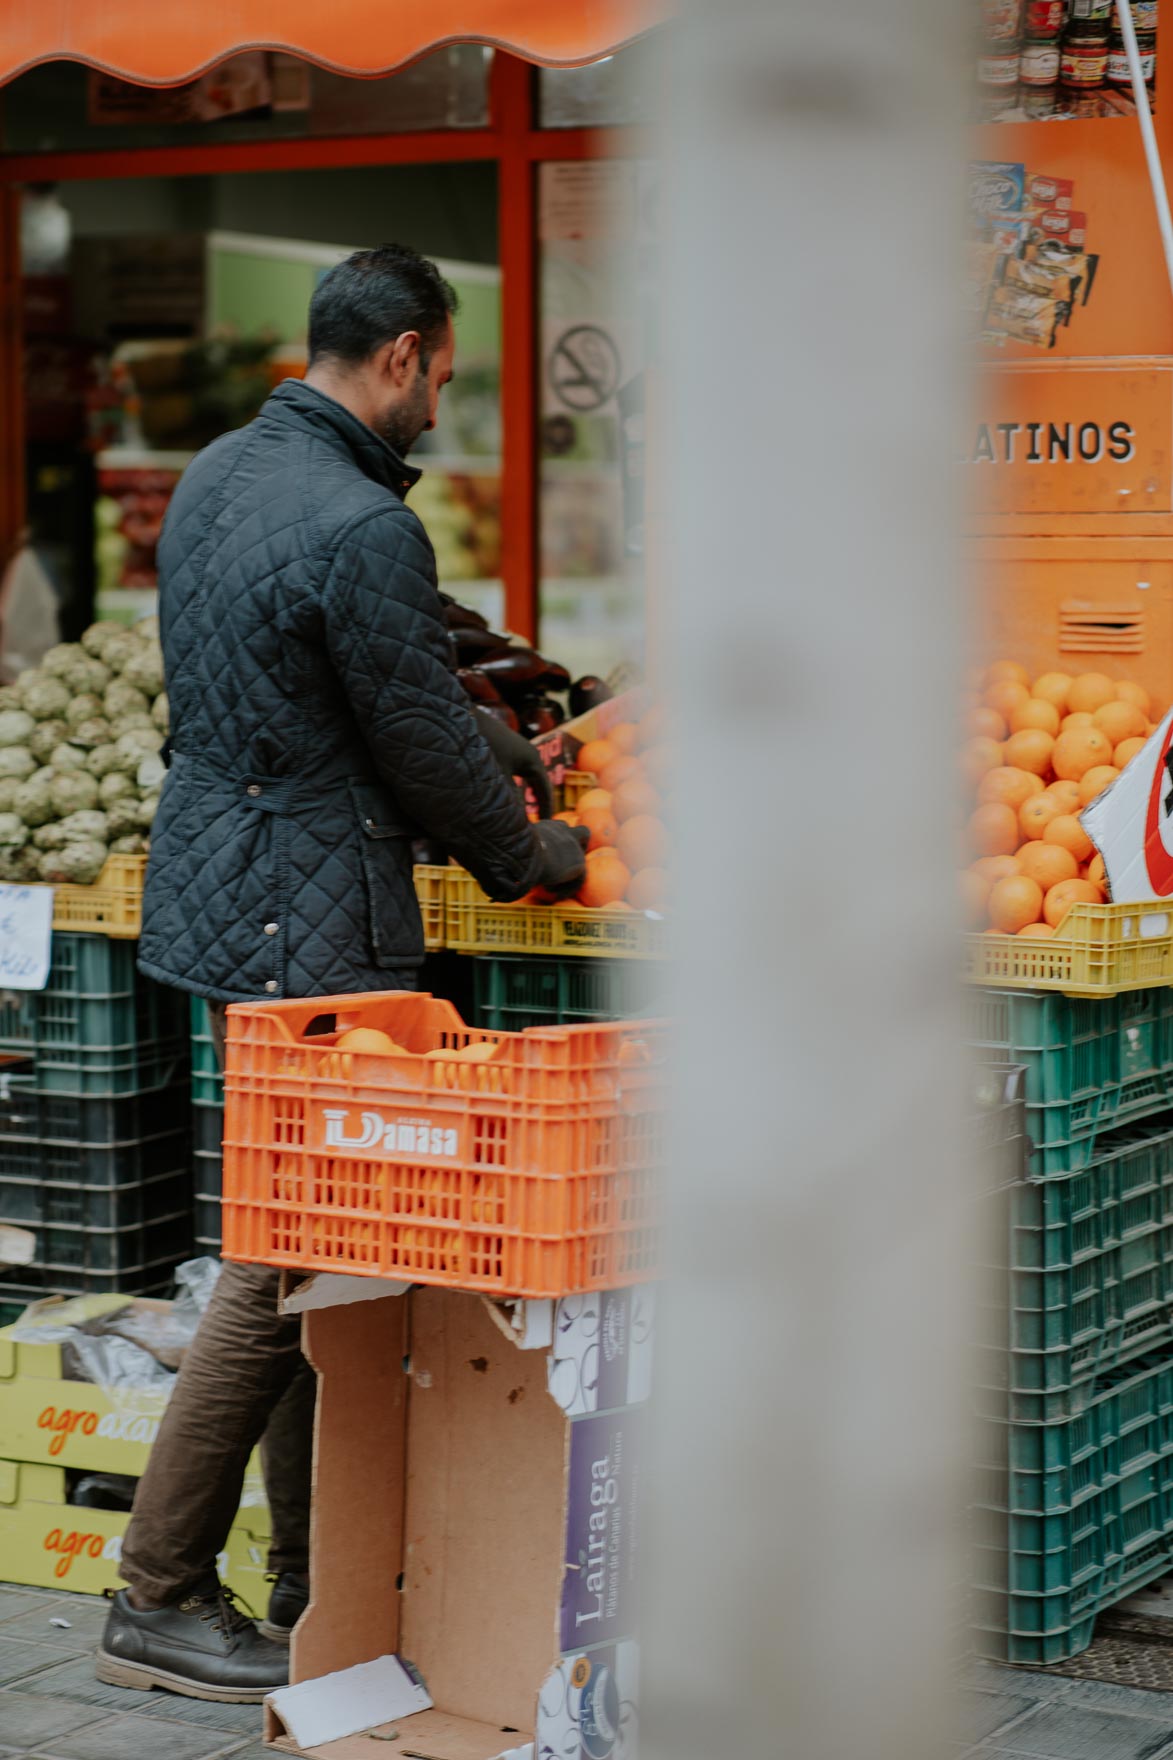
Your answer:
[98,246,588,1703]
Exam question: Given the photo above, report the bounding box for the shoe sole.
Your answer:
[94,1647,281,1703]
[257,1618,294,1646]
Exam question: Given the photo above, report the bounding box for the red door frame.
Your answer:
[0,55,648,640]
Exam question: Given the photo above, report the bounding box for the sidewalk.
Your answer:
[0,1584,267,1759]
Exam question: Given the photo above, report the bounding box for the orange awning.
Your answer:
[0,0,660,89]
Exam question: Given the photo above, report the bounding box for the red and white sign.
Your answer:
[1083,708,1173,900]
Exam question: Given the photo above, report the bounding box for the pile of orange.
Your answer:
[962,663,1161,939]
[533,704,669,912]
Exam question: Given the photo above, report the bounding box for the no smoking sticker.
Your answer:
[548,325,621,413]
[1083,707,1173,900]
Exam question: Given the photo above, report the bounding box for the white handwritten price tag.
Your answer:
[0,885,53,990]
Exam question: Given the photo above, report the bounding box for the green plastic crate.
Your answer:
[0,933,188,1096]
[971,1350,1173,1664]
[964,987,1173,1174]
[975,1117,1173,1423]
[190,997,224,1108]
[470,954,666,1032]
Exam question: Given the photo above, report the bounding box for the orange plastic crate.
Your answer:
[219,991,665,1298]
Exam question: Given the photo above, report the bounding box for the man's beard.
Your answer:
[376,371,430,458]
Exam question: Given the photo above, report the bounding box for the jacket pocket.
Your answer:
[349,782,420,968]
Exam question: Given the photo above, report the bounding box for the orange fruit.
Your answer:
[1078,764,1120,806]
[986,661,1032,689]
[1018,841,1079,891]
[1116,679,1151,717]
[599,754,643,793]
[978,766,1045,811]
[1004,728,1055,777]
[1044,877,1104,929]
[576,788,613,813]
[615,813,668,873]
[1009,698,1061,737]
[970,802,1020,857]
[1043,815,1094,862]
[576,738,619,778]
[612,776,663,823]
[576,848,630,909]
[1043,780,1083,813]
[961,736,1004,789]
[578,804,619,852]
[1052,726,1114,781]
[989,875,1044,934]
[1061,711,1094,731]
[972,855,1023,884]
[607,722,639,755]
[969,706,1008,740]
[1093,700,1146,745]
[1087,852,1106,887]
[1033,672,1073,714]
[1114,737,1147,768]
[1068,672,1117,715]
[1019,794,1064,841]
[986,680,1031,721]
[627,867,668,911]
[1018,923,1057,939]
[553,810,580,827]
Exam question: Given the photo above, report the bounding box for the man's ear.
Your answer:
[387,330,422,385]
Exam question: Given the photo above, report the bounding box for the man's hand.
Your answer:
[532,820,590,897]
[473,706,554,819]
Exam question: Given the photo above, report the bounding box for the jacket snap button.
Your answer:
[246,784,262,798]
[264,922,278,936]
[265,980,278,993]
[365,818,375,830]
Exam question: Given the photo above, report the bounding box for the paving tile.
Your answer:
[0,1644,67,1689]
[978,1702,1173,1758]
[10,1659,263,1735]
[0,1689,106,1749]
[1031,1679,1173,1719]
[47,1713,249,1760]
[960,1688,1047,1746]
[0,1598,55,1630]
[0,1607,108,1654]
[967,1661,1074,1699]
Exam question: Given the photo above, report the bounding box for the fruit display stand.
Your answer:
[444,865,668,959]
[35,852,148,940]
[966,899,1173,996]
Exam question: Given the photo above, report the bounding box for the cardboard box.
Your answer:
[264,1275,652,1760]
[0,1459,271,1606]
[534,684,652,785]
[0,1293,268,1526]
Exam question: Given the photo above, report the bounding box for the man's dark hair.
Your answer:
[308,244,458,370]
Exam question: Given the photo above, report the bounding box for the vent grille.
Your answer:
[1059,601,1145,655]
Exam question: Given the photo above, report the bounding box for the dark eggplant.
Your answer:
[480,701,520,733]
[533,660,571,693]
[476,647,553,689]
[456,667,505,706]
[518,695,567,739]
[570,675,613,717]
[442,600,490,632]
[452,625,513,658]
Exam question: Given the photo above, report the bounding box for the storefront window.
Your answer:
[537,40,654,129]
[537,159,658,680]
[1,48,491,154]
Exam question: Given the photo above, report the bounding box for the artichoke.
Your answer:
[29,720,67,765]
[106,800,142,840]
[135,616,160,642]
[104,679,151,722]
[151,692,170,735]
[81,623,113,658]
[12,772,56,828]
[40,840,108,885]
[136,793,160,829]
[99,771,136,806]
[18,675,70,721]
[110,834,149,855]
[136,752,166,793]
[100,630,141,675]
[59,810,109,843]
[33,822,68,852]
[0,779,21,814]
[41,642,87,680]
[0,812,29,850]
[50,742,89,774]
[121,644,165,699]
[64,695,102,731]
[62,656,111,698]
[70,717,113,750]
[0,687,21,712]
[49,771,100,816]
[115,727,163,761]
[0,845,44,883]
[86,744,123,780]
[0,748,36,782]
[0,709,35,749]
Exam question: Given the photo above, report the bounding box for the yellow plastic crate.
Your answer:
[444,866,668,960]
[966,900,1173,997]
[413,864,447,951]
[559,770,595,812]
[31,853,148,939]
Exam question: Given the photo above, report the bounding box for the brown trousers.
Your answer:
[119,1001,314,1604]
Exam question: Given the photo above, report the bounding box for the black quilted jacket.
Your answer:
[137,379,541,1003]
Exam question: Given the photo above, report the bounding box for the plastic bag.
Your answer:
[8,1255,221,1387]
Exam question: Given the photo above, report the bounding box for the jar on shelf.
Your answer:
[1060,23,1111,88]
[1021,37,1062,84]
[1023,81,1061,114]
[1131,0,1159,30]
[1107,27,1157,84]
[1070,0,1113,18]
[1024,0,1064,34]
[980,38,1025,91]
[982,0,1024,36]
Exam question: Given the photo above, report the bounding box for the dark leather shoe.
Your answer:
[95,1579,288,1702]
[259,1571,309,1644]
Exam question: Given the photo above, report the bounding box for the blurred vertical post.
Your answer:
[646,2,966,1757]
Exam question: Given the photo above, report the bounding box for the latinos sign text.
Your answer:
[970,419,1136,465]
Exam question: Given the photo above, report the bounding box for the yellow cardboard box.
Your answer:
[0,1459,273,1611]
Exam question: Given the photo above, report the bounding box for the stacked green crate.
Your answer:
[969,985,1173,1664]
[190,997,224,1251]
[0,934,192,1303]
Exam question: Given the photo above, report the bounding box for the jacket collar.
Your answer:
[262,378,422,496]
